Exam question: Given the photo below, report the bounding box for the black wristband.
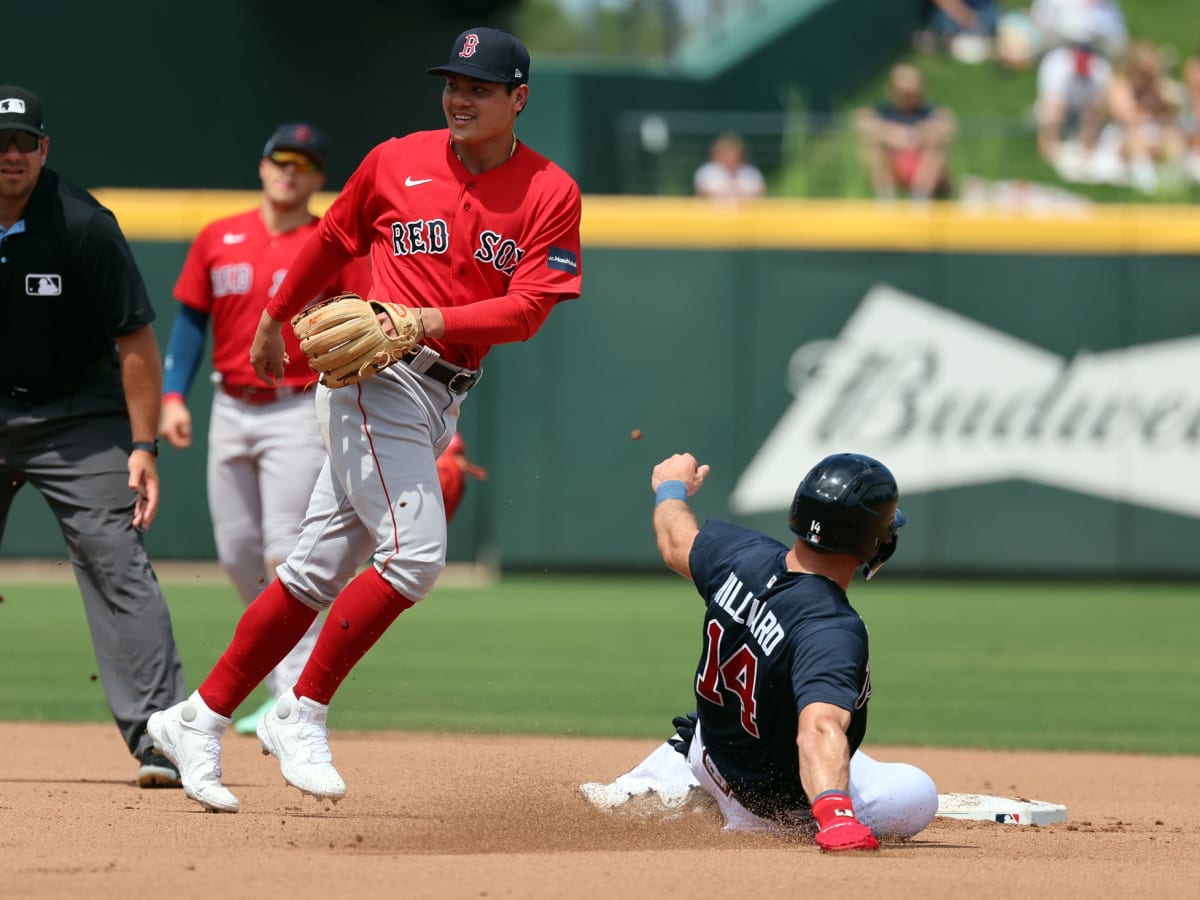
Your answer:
[131,440,159,457]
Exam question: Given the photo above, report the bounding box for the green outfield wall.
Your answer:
[3,1,923,195]
[5,197,1200,576]
[2,1,514,192]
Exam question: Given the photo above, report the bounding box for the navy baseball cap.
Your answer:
[0,85,46,137]
[262,123,328,169]
[427,28,530,86]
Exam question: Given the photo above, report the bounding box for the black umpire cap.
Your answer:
[427,27,530,86]
[0,85,47,137]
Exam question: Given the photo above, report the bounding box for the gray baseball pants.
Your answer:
[0,401,186,759]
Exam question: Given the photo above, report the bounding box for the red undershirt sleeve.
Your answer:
[439,291,561,344]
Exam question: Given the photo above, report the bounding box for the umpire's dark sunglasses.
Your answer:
[0,129,42,153]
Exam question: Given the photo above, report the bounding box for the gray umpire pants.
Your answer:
[0,394,186,759]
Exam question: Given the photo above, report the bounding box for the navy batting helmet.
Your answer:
[788,453,905,579]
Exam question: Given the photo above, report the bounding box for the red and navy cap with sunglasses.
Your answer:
[262,123,328,170]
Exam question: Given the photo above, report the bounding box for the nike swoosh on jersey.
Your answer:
[222,233,248,244]
[404,176,434,187]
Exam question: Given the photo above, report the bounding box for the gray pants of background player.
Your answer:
[0,396,186,759]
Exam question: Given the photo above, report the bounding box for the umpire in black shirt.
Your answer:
[0,85,186,787]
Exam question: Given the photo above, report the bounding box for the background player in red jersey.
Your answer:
[159,124,371,735]
[148,27,583,813]
[582,452,938,851]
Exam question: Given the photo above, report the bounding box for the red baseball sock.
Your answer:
[198,579,320,717]
[293,566,414,705]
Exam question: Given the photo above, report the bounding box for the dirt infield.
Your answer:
[2,723,1196,899]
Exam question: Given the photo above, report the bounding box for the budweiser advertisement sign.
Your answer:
[732,284,1200,519]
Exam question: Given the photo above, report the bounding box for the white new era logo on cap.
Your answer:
[0,98,28,114]
[514,68,522,78]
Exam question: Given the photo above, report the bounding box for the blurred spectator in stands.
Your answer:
[921,1,1001,63]
[855,64,956,201]
[1034,12,1113,180]
[1030,0,1127,61]
[1097,40,1186,193]
[1183,48,1200,183]
[995,9,1044,70]
[693,132,766,201]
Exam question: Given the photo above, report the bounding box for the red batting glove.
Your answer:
[811,790,880,852]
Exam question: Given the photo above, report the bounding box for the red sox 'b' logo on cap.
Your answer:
[459,33,479,58]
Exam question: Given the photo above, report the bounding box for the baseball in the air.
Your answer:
[630,429,643,440]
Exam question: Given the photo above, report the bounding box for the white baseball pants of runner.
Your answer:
[277,359,463,608]
[687,720,938,837]
[588,722,938,839]
[207,388,327,697]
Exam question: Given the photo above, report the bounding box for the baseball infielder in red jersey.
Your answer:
[159,124,372,736]
[148,27,582,813]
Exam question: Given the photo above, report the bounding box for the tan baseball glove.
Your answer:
[291,293,421,389]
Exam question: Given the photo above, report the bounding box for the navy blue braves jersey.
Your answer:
[688,519,871,820]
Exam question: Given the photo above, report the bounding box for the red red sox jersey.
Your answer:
[266,129,583,370]
[174,209,372,388]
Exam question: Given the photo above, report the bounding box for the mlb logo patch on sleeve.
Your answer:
[26,274,62,296]
[546,247,577,274]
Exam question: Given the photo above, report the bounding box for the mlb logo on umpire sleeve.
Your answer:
[26,274,62,296]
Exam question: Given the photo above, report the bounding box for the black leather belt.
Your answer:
[400,353,481,394]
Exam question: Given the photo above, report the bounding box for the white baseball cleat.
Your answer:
[147,691,240,813]
[579,781,632,810]
[256,689,347,801]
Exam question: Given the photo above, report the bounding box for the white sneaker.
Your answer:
[580,782,712,819]
[256,689,346,800]
[147,691,240,813]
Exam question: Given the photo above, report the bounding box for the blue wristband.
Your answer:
[655,480,688,505]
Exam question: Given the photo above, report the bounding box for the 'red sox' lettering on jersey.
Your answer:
[390,218,450,256]
[210,264,253,298]
[474,230,524,274]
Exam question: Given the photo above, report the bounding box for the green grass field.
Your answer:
[1,575,1196,754]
